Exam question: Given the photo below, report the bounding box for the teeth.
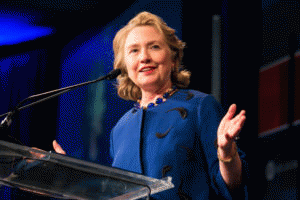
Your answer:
[141,67,155,72]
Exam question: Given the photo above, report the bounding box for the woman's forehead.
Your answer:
[124,26,165,48]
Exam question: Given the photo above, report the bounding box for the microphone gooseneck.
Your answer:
[0,68,121,131]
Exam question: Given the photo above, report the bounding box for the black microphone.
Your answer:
[0,68,121,132]
[103,68,121,80]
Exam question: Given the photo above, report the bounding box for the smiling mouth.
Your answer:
[139,67,157,72]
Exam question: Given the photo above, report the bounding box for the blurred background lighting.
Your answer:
[0,15,54,46]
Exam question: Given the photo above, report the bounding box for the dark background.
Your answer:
[1,0,298,199]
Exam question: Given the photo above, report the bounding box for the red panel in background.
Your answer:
[294,53,300,123]
[259,53,300,136]
[258,57,289,135]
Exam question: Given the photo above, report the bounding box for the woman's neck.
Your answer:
[139,82,172,108]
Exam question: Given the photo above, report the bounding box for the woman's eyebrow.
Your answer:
[126,40,162,49]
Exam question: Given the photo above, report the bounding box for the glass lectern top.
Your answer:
[0,140,174,200]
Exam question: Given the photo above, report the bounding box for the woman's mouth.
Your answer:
[139,66,157,74]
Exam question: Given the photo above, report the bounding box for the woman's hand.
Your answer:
[217,104,245,189]
[217,104,246,159]
[52,140,66,155]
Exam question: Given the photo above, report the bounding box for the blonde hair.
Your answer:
[113,11,191,101]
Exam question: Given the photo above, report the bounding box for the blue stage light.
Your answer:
[0,16,54,46]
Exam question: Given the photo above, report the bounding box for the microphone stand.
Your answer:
[0,68,121,132]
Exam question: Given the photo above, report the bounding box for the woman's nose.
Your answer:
[140,49,151,64]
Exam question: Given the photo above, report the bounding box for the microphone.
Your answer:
[103,68,121,80]
[0,68,121,132]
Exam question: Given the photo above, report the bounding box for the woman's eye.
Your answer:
[130,49,138,53]
[151,45,160,49]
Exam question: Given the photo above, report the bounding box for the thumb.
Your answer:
[53,140,66,155]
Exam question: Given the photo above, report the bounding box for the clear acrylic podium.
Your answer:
[0,140,174,199]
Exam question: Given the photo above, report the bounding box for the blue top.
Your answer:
[110,89,248,199]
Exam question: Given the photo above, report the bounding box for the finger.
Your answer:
[225,104,237,120]
[28,147,46,163]
[236,114,246,128]
[218,104,237,131]
[31,147,45,156]
[218,133,234,149]
[53,140,66,155]
[231,109,246,125]
[228,115,246,138]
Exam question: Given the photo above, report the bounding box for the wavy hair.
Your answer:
[113,11,191,101]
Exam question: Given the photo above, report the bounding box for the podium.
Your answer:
[0,140,174,199]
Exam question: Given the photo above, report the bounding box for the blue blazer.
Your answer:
[110,89,248,199]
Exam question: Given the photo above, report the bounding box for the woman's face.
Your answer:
[124,26,174,92]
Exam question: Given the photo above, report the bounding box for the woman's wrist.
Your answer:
[217,142,238,163]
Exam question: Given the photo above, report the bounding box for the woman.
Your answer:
[54,11,247,199]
